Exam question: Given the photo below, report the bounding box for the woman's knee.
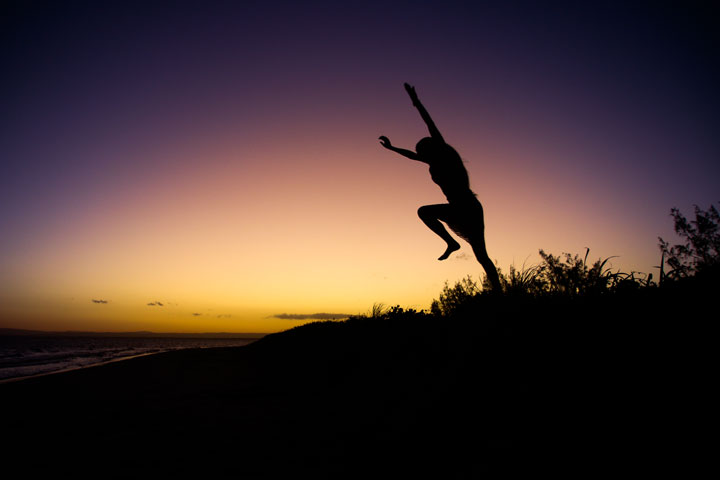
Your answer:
[417,205,432,219]
[418,204,447,220]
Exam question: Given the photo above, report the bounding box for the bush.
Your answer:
[536,249,622,296]
[431,276,481,316]
[429,248,654,316]
[659,204,720,280]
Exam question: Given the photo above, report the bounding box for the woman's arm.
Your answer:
[378,136,426,163]
[404,83,445,143]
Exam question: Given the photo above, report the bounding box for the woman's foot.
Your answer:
[438,240,461,260]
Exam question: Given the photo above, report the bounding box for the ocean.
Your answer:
[0,335,259,382]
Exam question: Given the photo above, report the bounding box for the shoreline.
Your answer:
[0,350,167,385]
[0,338,260,385]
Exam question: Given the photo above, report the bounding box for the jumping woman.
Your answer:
[379,83,501,292]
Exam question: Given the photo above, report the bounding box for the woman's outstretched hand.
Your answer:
[378,136,420,161]
[404,83,419,105]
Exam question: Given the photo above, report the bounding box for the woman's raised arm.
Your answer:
[404,83,444,143]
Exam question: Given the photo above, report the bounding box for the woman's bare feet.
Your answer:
[438,239,461,260]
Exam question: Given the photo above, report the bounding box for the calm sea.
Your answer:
[0,335,258,382]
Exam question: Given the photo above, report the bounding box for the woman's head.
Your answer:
[416,137,457,162]
[415,137,441,158]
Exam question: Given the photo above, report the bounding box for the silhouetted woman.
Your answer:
[379,83,501,292]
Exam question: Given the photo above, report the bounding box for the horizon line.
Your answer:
[0,327,269,337]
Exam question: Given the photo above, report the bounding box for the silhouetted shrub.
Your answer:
[430,276,481,316]
[368,302,388,318]
[537,248,626,296]
[658,204,720,280]
[428,248,656,316]
[496,263,546,296]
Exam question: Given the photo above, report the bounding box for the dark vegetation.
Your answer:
[659,204,720,282]
[3,206,715,477]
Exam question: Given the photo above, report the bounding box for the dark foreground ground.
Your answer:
[2,289,711,478]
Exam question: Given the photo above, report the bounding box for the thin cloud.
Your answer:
[192,312,202,316]
[91,299,109,304]
[273,313,353,321]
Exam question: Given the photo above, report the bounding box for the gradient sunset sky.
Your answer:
[1,0,718,333]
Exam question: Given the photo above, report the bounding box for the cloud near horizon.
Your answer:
[272,313,354,321]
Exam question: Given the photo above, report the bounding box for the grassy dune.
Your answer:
[3,273,712,477]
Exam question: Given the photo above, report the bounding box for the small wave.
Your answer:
[0,337,254,382]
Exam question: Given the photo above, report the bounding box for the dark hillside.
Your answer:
[2,282,711,477]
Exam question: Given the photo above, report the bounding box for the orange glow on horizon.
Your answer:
[1,129,668,333]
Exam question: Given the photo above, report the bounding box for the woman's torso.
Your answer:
[428,151,475,203]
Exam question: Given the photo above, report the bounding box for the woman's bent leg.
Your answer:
[417,204,461,260]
